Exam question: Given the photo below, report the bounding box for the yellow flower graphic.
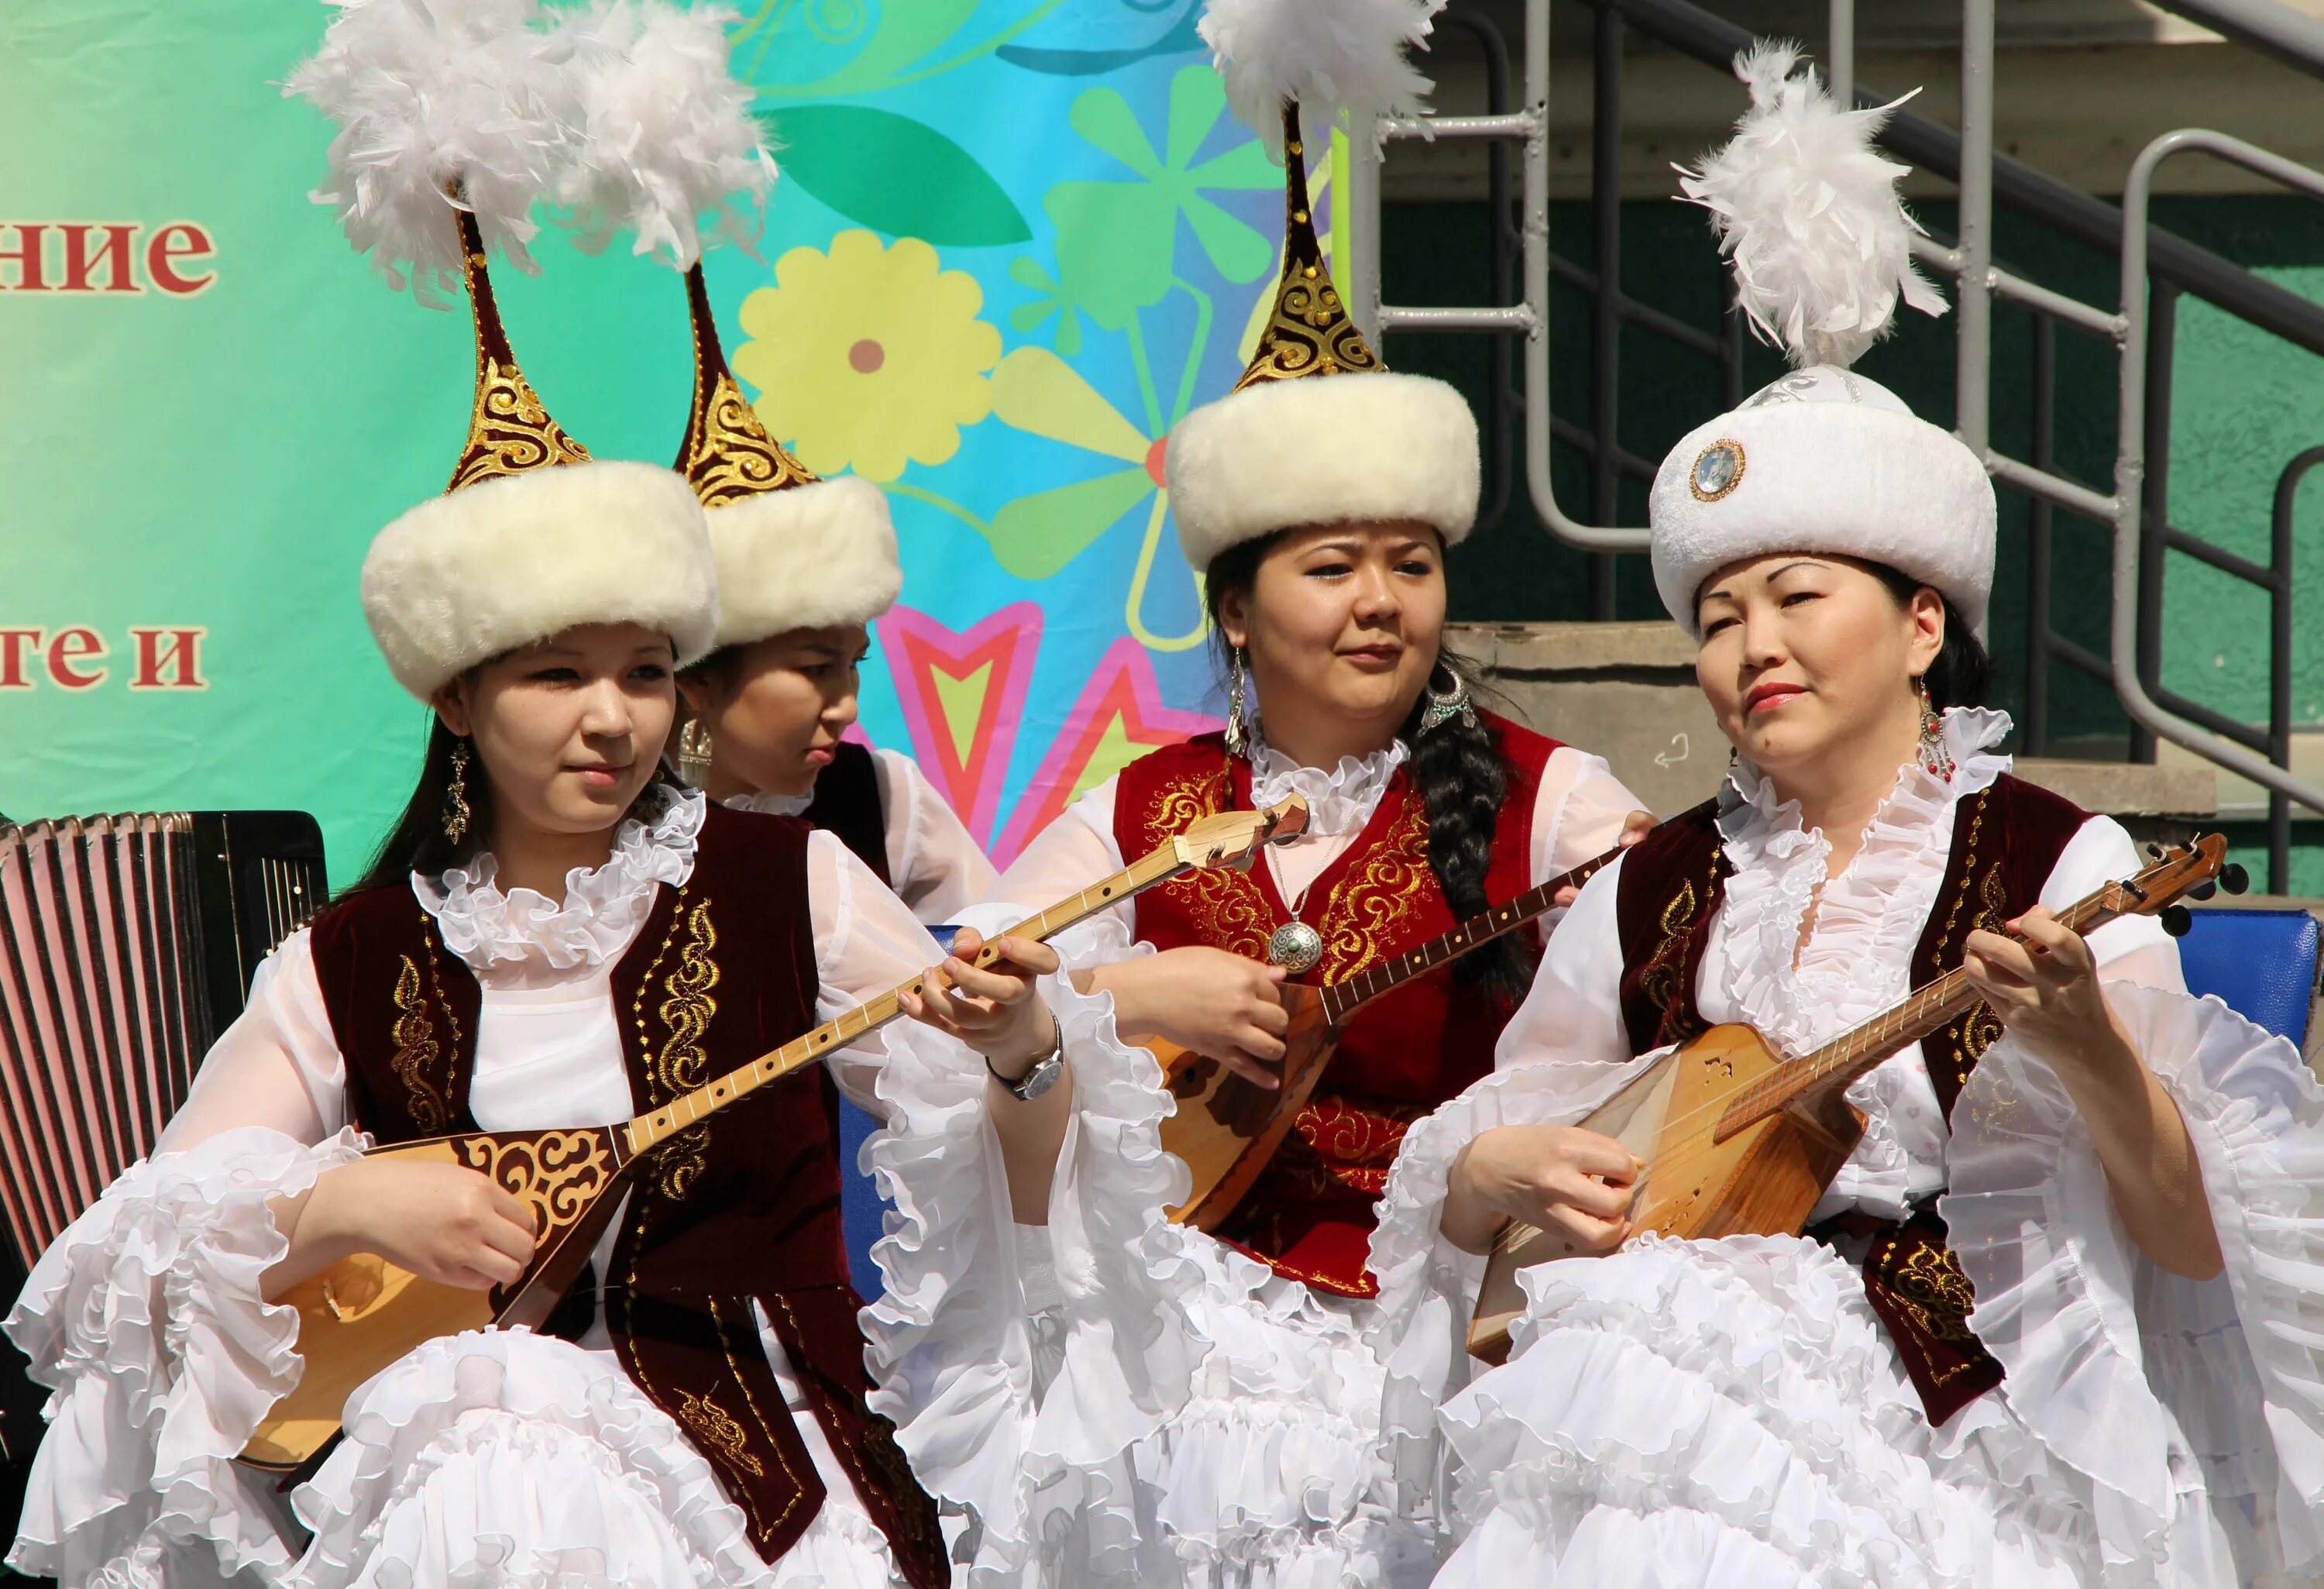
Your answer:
[734,231,1001,483]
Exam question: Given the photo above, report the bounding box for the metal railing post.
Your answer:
[1827,0,1854,104]
[1588,7,1626,614]
[1955,0,1995,455]
[2023,315,2056,754]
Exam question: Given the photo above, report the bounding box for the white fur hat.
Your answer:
[363,459,719,700]
[1649,366,1995,635]
[706,475,902,645]
[1167,370,1480,569]
[1649,43,1992,636]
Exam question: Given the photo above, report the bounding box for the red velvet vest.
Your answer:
[805,741,891,888]
[305,802,945,1586]
[1115,713,1563,1297]
[1612,772,2088,1425]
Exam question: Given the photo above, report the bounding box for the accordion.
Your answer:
[0,811,327,1270]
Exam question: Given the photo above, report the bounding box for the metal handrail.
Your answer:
[2116,129,2324,820]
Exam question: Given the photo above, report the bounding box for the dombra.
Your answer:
[1465,834,2240,1364]
[240,795,1310,1480]
[1156,843,1627,1230]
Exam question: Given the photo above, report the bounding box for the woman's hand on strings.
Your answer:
[1962,907,2121,1077]
[1444,1123,1641,1256]
[902,927,1063,1078]
[280,1157,540,1295]
[1088,946,1290,1089]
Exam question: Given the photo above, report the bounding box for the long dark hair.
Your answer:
[1866,562,1991,711]
[1204,531,1532,1002]
[345,712,686,899]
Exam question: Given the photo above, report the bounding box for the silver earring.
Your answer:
[1915,679,1954,780]
[442,739,473,843]
[1224,646,1252,758]
[1418,662,1476,737]
[676,719,714,787]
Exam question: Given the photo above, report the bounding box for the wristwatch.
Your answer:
[986,1016,1064,1102]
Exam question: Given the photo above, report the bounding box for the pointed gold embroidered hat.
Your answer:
[290,0,717,703]
[1164,0,1481,569]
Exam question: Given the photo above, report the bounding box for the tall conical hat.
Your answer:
[1648,44,1992,636]
[552,0,899,653]
[1164,0,1480,569]
[290,0,715,703]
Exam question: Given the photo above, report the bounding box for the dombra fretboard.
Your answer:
[1162,838,1629,1230]
[1466,833,2239,1363]
[242,794,1309,1477]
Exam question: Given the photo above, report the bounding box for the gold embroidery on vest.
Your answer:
[389,953,449,1133]
[709,1296,806,1533]
[1637,857,1717,1047]
[1318,793,1431,982]
[676,1388,766,1477]
[1926,792,2002,1089]
[653,899,720,1199]
[1144,759,1273,958]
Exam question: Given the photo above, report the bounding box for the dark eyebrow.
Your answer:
[1763,559,1831,583]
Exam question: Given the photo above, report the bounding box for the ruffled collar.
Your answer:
[725,789,813,818]
[1243,728,1410,840]
[413,786,706,975]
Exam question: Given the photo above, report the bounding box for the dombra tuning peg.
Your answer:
[2221,862,2251,896]
[2190,880,2219,902]
[2160,904,2194,938]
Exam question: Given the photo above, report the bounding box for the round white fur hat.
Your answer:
[1649,365,1995,635]
[363,459,720,701]
[706,475,902,648]
[1166,371,1481,569]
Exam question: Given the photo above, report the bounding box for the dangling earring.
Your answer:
[1915,679,1954,781]
[1418,662,1477,737]
[676,719,714,787]
[442,738,473,843]
[1223,646,1252,758]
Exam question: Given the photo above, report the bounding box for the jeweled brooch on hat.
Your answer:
[1690,439,1746,502]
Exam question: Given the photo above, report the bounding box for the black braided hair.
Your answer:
[1204,532,1533,1003]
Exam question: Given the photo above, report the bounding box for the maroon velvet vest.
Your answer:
[805,741,892,888]
[1612,772,2089,1424]
[305,802,945,1587]
[1115,713,1563,1296]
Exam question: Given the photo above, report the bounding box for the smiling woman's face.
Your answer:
[433,622,678,844]
[1693,553,1943,782]
[1215,520,1446,743]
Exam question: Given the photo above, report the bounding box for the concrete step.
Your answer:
[1452,621,2220,830]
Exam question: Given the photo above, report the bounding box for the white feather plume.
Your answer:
[1676,41,1947,368]
[552,1,776,270]
[287,0,577,306]
[1198,0,1444,153]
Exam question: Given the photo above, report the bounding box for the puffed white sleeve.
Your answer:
[959,777,1146,973]
[870,745,999,927]
[1530,745,1646,885]
[819,831,1205,1585]
[5,927,367,1587]
[1946,814,2324,1579]
[1363,854,1651,1496]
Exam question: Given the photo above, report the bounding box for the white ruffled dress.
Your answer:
[933,737,1642,1588]
[1367,710,2324,1587]
[726,745,997,926]
[2,788,1156,1589]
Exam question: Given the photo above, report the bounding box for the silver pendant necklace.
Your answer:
[1267,882,1325,974]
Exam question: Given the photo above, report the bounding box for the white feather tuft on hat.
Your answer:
[1198,0,1445,153]
[1649,44,1993,639]
[287,0,576,306]
[553,0,777,269]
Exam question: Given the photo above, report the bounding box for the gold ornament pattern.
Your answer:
[654,900,720,1199]
[1317,796,1430,983]
[1232,102,1383,391]
[453,1130,619,1236]
[675,1388,766,1479]
[1637,865,1718,1049]
[1886,1239,1981,1342]
[676,262,819,507]
[1139,761,1274,958]
[444,212,589,492]
[389,954,448,1134]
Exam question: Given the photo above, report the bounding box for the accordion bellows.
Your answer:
[361,459,721,701]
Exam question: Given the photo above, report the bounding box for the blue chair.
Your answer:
[2178,908,2321,1045]
[836,924,961,1300]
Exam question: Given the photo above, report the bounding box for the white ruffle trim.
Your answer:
[4,1125,367,1587]
[1945,982,2324,1580]
[288,1327,904,1589]
[1435,1233,2099,1589]
[1245,732,1409,841]
[727,790,813,818]
[415,787,704,973]
[858,969,1206,1587]
[1718,707,2009,1222]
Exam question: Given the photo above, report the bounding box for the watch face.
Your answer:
[1013,1051,1064,1101]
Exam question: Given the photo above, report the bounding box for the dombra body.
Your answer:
[241,796,1308,1477]
[1466,834,2238,1362]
